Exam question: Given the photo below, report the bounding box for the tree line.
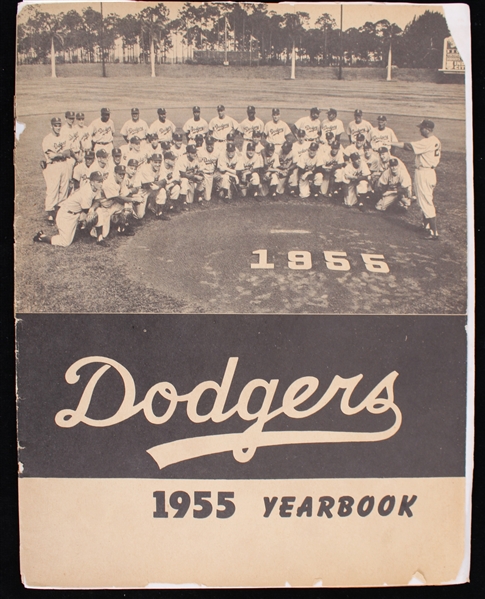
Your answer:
[18,3,450,71]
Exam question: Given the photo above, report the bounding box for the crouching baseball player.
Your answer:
[33,171,104,247]
[260,143,280,197]
[178,144,205,207]
[297,142,323,199]
[197,136,219,201]
[236,142,263,198]
[319,141,345,197]
[215,142,240,201]
[375,158,412,211]
[276,141,295,196]
[341,152,371,209]
[133,153,165,219]
[93,164,129,245]
[156,151,181,216]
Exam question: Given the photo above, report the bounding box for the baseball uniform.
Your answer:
[177,153,204,203]
[342,160,371,206]
[215,149,240,198]
[369,125,398,151]
[89,116,115,153]
[320,117,345,144]
[120,117,148,142]
[183,116,209,141]
[376,162,412,211]
[236,151,263,197]
[50,181,99,247]
[319,146,345,195]
[411,134,441,219]
[294,115,321,142]
[347,119,372,143]
[297,150,323,198]
[264,119,291,151]
[276,146,296,194]
[149,118,176,143]
[197,145,219,200]
[42,126,70,212]
[209,114,239,144]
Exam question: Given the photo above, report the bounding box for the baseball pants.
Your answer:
[240,172,261,197]
[202,173,214,200]
[180,178,204,203]
[343,180,369,206]
[414,168,437,218]
[375,190,410,211]
[260,172,279,196]
[50,206,82,247]
[96,202,124,238]
[156,183,180,205]
[299,172,324,198]
[43,161,70,212]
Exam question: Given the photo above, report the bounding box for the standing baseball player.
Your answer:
[41,117,71,224]
[369,115,398,152]
[238,106,264,153]
[33,170,104,247]
[183,106,209,142]
[149,108,176,145]
[61,110,79,179]
[347,109,372,143]
[197,135,219,201]
[320,108,345,145]
[209,105,239,148]
[264,108,291,153]
[391,119,441,239]
[89,108,115,154]
[74,112,92,154]
[294,108,322,142]
[120,108,148,143]
[375,158,412,212]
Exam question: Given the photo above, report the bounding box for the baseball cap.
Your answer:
[226,132,236,141]
[272,108,280,115]
[51,117,61,125]
[252,130,262,138]
[157,108,167,115]
[160,141,171,151]
[114,165,126,175]
[217,104,225,111]
[310,107,320,114]
[327,108,337,115]
[297,129,306,137]
[266,143,275,152]
[130,136,141,144]
[89,171,104,182]
[85,150,95,158]
[356,133,366,142]
[389,158,399,167]
[131,108,139,114]
[127,159,139,167]
[195,134,204,140]
[186,144,197,154]
[354,109,363,116]
[325,131,335,140]
[101,108,110,115]
[164,151,176,161]
[226,142,236,152]
[282,141,293,152]
[309,142,319,152]
[65,111,75,119]
[378,146,389,154]
[246,142,256,151]
[112,148,122,156]
[173,132,183,141]
[247,105,256,112]
[96,149,108,158]
[193,106,201,112]
[350,152,361,161]
[206,135,215,145]
[76,112,84,120]
[331,141,340,149]
[377,115,387,121]
[151,153,163,162]
[418,119,435,130]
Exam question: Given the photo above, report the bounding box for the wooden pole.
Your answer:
[338,4,343,80]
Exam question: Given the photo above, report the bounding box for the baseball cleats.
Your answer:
[33,231,45,243]
[96,238,108,247]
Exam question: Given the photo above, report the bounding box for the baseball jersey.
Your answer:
[346,119,372,143]
[172,144,187,161]
[149,119,176,142]
[410,135,441,169]
[93,159,111,180]
[102,174,123,205]
[159,163,181,185]
[342,161,371,183]
[278,149,295,172]
[61,123,80,152]
[42,131,69,163]
[209,115,239,142]
[264,120,291,146]
[236,153,263,173]
[297,151,321,172]
[183,117,209,141]
[119,144,148,167]
[378,154,405,173]
[74,125,92,152]
[217,152,239,173]
[292,140,311,163]
[121,172,140,196]
[320,118,345,143]
[320,148,345,170]
[261,151,280,171]
[364,150,381,175]
[378,164,412,190]
[197,147,219,174]
[343,143,366,160]
[238,117,265,141]
[89,118,115,145]
[72,161,95,187]
[177,155,201,178]
[120,118,149,141]
[294,116,321,141]
[134,163,161,188]
[58,182,97,213]
[369,126,398,151]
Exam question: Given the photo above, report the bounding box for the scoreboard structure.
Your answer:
[439,36,465,74]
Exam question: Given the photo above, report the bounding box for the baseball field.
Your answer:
[15,68,468,314]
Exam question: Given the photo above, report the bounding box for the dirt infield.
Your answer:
[14,75,468,314]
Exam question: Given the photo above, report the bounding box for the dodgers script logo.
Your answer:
[55,356,402,470]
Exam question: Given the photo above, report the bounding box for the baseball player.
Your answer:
[294,107,322,142]
[208,105,239,146]
[143,132,160,156]
[276,140,296,196]
[264,108,291,153]
[194,134,205,150]
[120,108,148,143]
[177,144,205,206]
[89,108,115,153]
[319,141,345,197]
[109,147,123,173]
[60,110,80,181]
[290,129,311,195]
[155,151,182,217]
[249,130,265,156]
[72,149,96,189]
[391,119,442,239]
[260,143,280,197]
[93,164,129,245]
[119,158,144,227]
[93,149,111,180]
[74,112,92,154]
[320,108,345,144]
[343,132,367,161]
[197,136,219,201]
[236,142,263,198]
[296,142,324,199]
[132,153,164,220]
[238,105,264,152]
[171,132,187,161]
[347,109,372,143]
[33,171,104,247]
[215,142,240,201]
[149,108,176,144]
[183,106,209,142]
[119,136,147,168]
[375,158,412,212]
[369,115,398,152]
[41,117,71,223]
[363,143,382,192]
[341,152,371,209]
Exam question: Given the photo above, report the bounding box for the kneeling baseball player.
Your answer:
[341,152,371,209]
[297,142,323,199]
[375,158,412,211]
[236,142,263,199]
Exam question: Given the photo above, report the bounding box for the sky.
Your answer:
[18,1,444,30]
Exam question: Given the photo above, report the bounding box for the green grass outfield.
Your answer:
[15,73,468,314]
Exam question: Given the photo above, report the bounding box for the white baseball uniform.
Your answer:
[411,135,441,218]
[238,117,265,141]
[215,151,240,197]
[149,118,176,143]
[42,130,70,211]
[346,119,372,143]
[294,116,321,141]
[264,119,291,151]
[51,183,98,247]
[297,151,323,198]
[236,152,263,196]
[89,117,115,153]
[177,154,203,203]
[320,118,345,143]
[183,117,209,141]
[197,146,220,200]
[369,126,398,151]
[376,163,412,211]
[120,118,149,141]
[209,115,239,143]
[342,161,371,206]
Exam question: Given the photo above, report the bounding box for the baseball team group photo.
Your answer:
[15,2,469,315]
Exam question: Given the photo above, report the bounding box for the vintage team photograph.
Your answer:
[15,1,469,314]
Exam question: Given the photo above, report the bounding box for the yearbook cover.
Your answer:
[15,1,473,588]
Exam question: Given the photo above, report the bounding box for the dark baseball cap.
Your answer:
[127,159,139,167]
[112,148,122,156]
[226,142,236,152]
[51,117,61,125]
[130,136,141,144]
[89,171,104,182]
[186,144,197,154]
[173,132,183,141]
[131,108,139,114]
[65,111,75,119]
[354,109,363,116]
[266,143,275,152]
[217,104,225,111]
[252,130,262,138]
[282,141,293,152]
[147,132,158,140]
[310,107,320,114]
[389,158,399,166]
[226,132,236,141]
[297,129,306,137]
[160,141,171,151]
[246,142,256,151]
[85,150,95,158]
[377,115,387,121]
[96,149,108,158]
[247,105,256,112]
[151,153,163,162]
[206,136,215,145]
[350,152,361,161]
[272,108,280,115]
[309,142,319,152]
[193,106,201,112]
[157,108,167,115]
[76,112,85,119]
[101,108,110,114]
[327,108,337,115]
[331,141,340,149]
[356,133,366,141]
[164,151,176,161]
[325,131,335,139]
[114,164,126,175]
[378,146,389,154]
[418,119,435,130]
[195,134,204,140]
